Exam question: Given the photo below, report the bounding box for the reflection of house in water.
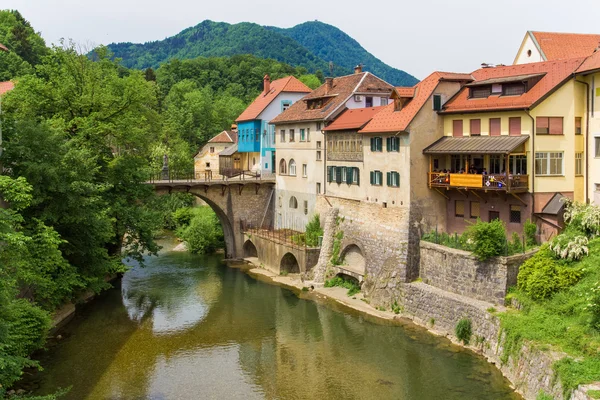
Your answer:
[194,126,237,179]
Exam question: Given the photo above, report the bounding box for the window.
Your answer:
[307,128,311,142]
[289,196,298,209]
[536,117,563,135]
[316,122,322,131]
[509,155,527,175]
[470,86,491,98]
[304,200,308,215]
[535,152,563,175]
[289,129,295,142]
[316,182,321,194]
[490,118,501,136]
[302,164,307,177]
[510,205,521,223]
[289,159,297,176]
[575,152,583,176]
[387,171,400,187]
[509,117,521,136]
[433,94,442,111]
[327,166,336,182]
[470,119,481,135]
[316,141,322,149]
[316,150,322,161]
[455,200,465,217]
[453,120,463,137]
[470,201,480,219]
[336,167,343,184]
[575,117,582,135]
[596,137,600,157]
[300,129,306,141]
[210,146,215,153]
[489,155,502,174]
[280,129,285,143]
[370,170,383,186]
[387,137,400,152]
[352,168,359,185]
[503,83,526,96]
[279,159,287,174]
[370,137,383,152]
[365,96,373,107]
[381,97,388,106]
[341,167,347,182]
[206,162,210,168]
[282,101,292,111]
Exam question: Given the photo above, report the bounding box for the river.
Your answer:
[30,237,519,399]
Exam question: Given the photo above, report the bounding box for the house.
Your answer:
[234,75,311,177]
[193,128,236,179]
[425,57,589,241]
[514,31,600,64]
[270,66,394,230]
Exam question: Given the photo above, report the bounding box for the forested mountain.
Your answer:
[267,21,418,87]
[107,20,417,86]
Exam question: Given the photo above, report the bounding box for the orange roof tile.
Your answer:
[395,87,415,98]
[235,76,311,122]
[322,106,385,131]
[532,31,600,61]
[441,58,585,113]
[359,71,467,133]
[577,50,600,74]
[0,81,14,96]
[271,72,394,124]
[208,130,236,143]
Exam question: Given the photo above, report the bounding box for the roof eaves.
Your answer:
[324,73,369,121]
[528,70,580,111]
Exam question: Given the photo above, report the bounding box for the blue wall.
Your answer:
[237,120,261,153]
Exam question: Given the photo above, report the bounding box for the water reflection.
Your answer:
[31,237,519,400]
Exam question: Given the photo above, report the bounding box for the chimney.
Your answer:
[231,124,238,132]
[263,74,271,93]
[354,64,363,74]
[325,77,333,94]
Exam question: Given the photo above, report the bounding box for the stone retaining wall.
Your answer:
[243,232,320,275]
[419,241,537,305]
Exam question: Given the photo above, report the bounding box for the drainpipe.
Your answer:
[574,77,590,203]
[525,110,535,221]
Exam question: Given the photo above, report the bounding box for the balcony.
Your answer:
[428,172,529,193]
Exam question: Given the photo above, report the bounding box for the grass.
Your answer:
[498,238,600,396]
[588,389,600,399]
[324,276,360,297]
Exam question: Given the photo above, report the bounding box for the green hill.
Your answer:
[106,20,417,86]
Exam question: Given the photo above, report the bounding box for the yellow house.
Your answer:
[193,129,236,180]
[425,57,588,240]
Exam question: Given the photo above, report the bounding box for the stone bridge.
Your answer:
[151,178,275,259]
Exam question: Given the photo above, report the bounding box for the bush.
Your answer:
[550,231,589,261]
[524,219,537,248]
[177,207,224,254]
[172,207,195,229]
[324,275,360,296]
[465,219,507,260]
[563,200,600,237]
[455,318,472,345]
[517,247,583,300]
[510,232,524,254]
[304,214,323,247]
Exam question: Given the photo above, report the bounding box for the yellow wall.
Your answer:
[584,72,600,204]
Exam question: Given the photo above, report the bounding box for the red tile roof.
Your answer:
[0,43,8,52]
[208,130,236,143]
[395,87,416,98]
[271,72,394,124]
[359,71,469,133]
[0,81,14,96]
[441,58,585,113]
[235,76,311,122]
[577,50,600,74]
[532,31,600,61]
[322,106,385,131]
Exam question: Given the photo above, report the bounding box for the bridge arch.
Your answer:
[340,244,366,275]
[243,240,258,258]
[189,194,236,259]
[280,252,300,274]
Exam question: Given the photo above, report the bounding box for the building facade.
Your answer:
[193,129,236,179]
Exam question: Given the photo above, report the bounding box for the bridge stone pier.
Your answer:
[151,179,275,259]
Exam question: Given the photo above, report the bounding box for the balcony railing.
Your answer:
[428,172,529,192]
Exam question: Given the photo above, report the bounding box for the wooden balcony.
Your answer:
[428,172,529,193]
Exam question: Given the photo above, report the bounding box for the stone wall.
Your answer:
[419,241,537,305]
[400,282,567,400]
[243,232,320,275]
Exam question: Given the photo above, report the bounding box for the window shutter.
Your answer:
[433,95,442,111]
[395,172,400,187]
[377,138,383,152]
[489,118,501,136]
[370,137,375,151]
[370,171,374,185]
[509,117,521,136]
[327,166,332,182]
[386,172,391,186]
[386,137,391,152]
[355,168,360,185]
[549,117,563,135]
[336,167,342,184]
[346,167,353,184]
[453,120,463,137]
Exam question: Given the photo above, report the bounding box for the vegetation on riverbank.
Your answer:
[173,206,224,254]
[324,276,361,296]
[498,201,600,396]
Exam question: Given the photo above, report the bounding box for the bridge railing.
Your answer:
[148,169,276,183]
[241,219,319,251]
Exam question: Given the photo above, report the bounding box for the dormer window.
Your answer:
[470,86,492,98]
[503,83,527,96]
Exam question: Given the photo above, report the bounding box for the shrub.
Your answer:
[550,232,589,261]
[510,232,524,254]
[524,219,537,248]
[178,207,224,254]
[391,300,402,314]
[330,230,344,265]
[517,247,583,300]
[305,214,324,247]
[465,219,507,260]
[172,207,195,228]
[585,282,600,331]
[324,275,360,296]
[455,318,472,345]
[563,200,600,237]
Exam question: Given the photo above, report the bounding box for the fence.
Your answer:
[241,218,318,251]
[148,169,275,183]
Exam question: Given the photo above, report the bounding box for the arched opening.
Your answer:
[279,158,287,174]
[340,244,366,275]
[334,272,360,287]
[243,240,258,258]
[185,194,235,259]
[289,159,297,176]
[289,196,298,209]
[280,252,300,274]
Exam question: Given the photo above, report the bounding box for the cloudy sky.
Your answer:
[4,0,599,79]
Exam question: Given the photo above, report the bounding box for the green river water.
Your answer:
[31,237,520,399]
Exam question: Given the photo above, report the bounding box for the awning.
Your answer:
[540,192,568,215]
[219,144,238,156]
[423,135,529,155]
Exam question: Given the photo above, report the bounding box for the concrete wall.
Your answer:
[242,233,319,275]
[419,241,536,305]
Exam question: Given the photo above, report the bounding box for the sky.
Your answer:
[3,0,600,80]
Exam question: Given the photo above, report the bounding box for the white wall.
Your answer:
[514,33,545,65]
[345,95,389,109]
[258,92,308,122]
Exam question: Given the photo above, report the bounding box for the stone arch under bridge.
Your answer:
[152,181,275,258]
